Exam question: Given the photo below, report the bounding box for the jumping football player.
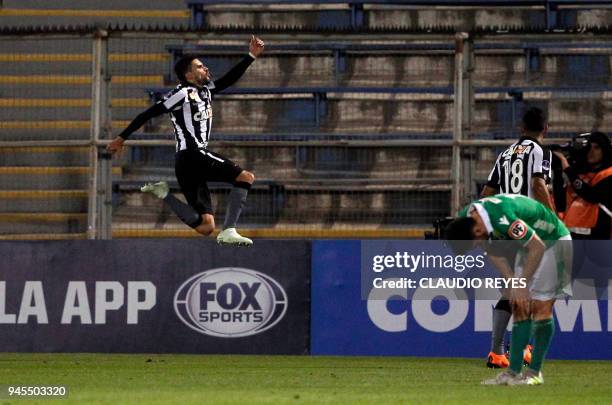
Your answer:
[107,36,265,246]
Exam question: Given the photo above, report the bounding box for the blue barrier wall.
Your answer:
[311,240,612,360]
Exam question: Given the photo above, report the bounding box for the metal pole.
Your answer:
[87,29,108,239]
[98,31,112,240]
[451,32,469,215]
[461,36,475,204]
[87,32,101,239]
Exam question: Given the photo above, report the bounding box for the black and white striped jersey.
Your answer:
[118,54,255,150]
[486,137,552,198]
[162,84,215,151]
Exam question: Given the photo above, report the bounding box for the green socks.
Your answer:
[509,319,532,374]
[509,318,555,374]
[530,318,555,372]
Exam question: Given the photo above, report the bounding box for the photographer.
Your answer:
[553,132,612,239]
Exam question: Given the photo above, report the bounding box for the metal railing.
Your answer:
[0,27,611,239]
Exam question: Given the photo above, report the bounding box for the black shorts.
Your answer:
[175,149,243,215]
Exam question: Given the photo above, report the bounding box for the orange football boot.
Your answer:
[523,344,533,366]
[486,352,510,368]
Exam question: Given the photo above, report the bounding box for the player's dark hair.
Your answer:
[174,54,199,84]
[522,107,547,133]
[444,217,476,254]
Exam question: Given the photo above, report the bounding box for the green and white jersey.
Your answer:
[460,194,570,246]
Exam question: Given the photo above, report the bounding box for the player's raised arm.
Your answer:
[210,35,264,94]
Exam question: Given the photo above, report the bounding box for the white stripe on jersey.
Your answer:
[524,141,544,199]
[163,88,187,110]
[531,143,545,174]
[170,114,186,152]
[182,103,205,149]
[197,102,209,147]
[200,87,215,147]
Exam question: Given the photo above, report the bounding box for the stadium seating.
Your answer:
[0,33,160,236]
[0,0,189,28]
[186,0,612,30]
[104,34,612,232]
[0,1,611,237]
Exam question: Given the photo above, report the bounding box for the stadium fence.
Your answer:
[0,28,610,239]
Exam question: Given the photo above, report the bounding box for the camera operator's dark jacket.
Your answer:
[560,166,612,239]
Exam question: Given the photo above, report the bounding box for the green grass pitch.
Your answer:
[0,354,610,404]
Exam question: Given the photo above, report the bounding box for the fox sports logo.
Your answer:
[174,268,288,338]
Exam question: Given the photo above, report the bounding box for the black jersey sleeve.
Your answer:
[209,54,255,94]
[118,102,168,140]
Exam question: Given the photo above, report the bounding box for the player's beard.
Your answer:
[194,73,210,88]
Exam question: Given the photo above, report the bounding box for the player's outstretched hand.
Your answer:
[107,136,125,156]
[249,35,264,58]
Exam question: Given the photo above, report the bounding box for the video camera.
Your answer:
[550,132,592,173]
[424,217,454,240]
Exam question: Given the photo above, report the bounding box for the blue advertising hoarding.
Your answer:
[311,240,611,360]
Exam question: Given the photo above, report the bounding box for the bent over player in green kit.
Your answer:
[445,194,572,385]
